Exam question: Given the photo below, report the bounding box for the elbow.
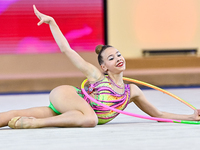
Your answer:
[151,111,166,123]
[150,111,164,118]
[60,45,72,53]
[59,46,68,53]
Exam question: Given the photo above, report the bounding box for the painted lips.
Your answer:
[116,62,124,67]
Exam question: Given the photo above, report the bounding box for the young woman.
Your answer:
[0,5,200,129]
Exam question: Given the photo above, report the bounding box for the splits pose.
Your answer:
[0,5,200,129]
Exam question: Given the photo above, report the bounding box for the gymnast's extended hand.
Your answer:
[33,5,53,26]
[193,109,200,121]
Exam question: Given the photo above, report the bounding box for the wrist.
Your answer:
[188,114,196,121]
[49,17,55,25]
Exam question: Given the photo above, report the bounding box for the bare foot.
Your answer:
[8,117,37,129]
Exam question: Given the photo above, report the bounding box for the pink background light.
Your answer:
[0,0,105,54]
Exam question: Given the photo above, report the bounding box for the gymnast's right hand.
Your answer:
[33,5,53,26]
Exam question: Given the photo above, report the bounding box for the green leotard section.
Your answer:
[49,102,61,115]
[48,86,84,115]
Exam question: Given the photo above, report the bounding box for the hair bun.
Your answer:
[95,45,104,54]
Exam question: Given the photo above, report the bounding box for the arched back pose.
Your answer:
[0,5,200,129]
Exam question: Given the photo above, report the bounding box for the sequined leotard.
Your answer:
[83,76,131,125]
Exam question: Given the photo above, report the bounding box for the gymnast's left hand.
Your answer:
[192,109,200,121]
[33,5,54,26]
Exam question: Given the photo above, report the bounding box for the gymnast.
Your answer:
[0,5,200,129]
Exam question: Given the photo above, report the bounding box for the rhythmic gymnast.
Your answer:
[0,5,200,129]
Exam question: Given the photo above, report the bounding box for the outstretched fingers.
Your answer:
[33,5,45,26]
[33,5,40,19]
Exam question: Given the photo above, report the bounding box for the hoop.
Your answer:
[81,77,200,125]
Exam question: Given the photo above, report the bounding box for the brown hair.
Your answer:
[95,45,112,65]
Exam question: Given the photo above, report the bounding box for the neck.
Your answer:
[107,71,124,86]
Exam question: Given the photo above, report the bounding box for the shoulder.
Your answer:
[129,84,143,98]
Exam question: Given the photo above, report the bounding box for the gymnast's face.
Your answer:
[101,47,126,74]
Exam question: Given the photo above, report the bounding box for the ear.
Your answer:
[100,64,108,72]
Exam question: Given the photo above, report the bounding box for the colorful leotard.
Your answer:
[83,76,130,125]
[49,76,131,125]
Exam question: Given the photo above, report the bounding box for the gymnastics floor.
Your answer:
[0,87,200,150]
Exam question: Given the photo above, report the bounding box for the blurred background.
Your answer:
[0,0,200,93]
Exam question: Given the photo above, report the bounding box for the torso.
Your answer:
[83,76,131,125]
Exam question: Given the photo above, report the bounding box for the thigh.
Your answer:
[49,85,95,116]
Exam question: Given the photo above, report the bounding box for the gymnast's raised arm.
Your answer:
[33,5,102,81]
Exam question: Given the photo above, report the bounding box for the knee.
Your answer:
[82,116,98,128]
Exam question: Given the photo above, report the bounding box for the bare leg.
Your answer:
[0,106,56,128]
[6,85,98,128]
[28,110,97,128]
